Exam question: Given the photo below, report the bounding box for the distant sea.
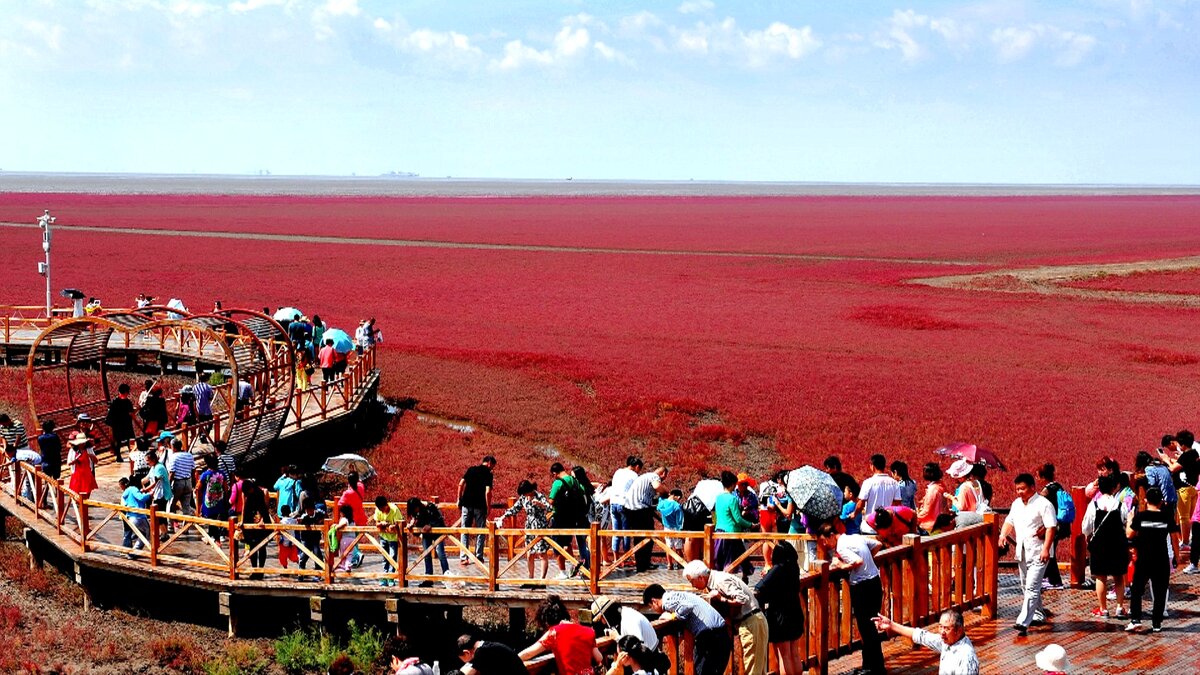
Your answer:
[1,172,1197,197]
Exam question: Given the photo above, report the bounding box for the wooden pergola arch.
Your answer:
[25,307,295,460]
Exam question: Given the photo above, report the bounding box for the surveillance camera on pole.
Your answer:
[37,209,55,316]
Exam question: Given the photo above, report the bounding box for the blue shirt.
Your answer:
[122,486,152,519]
[841,500,861,535]
[657,498,683,530]
[662,591,725,635]
[274,475,298,516]
[1145,464,1178,505]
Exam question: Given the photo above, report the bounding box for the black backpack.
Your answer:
[553,477,587,524]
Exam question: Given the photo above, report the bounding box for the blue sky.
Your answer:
[1,0,1197,183]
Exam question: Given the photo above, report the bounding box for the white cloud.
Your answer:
[22,19,64,52]
[488,14,632,71]
[674,17,821,65]
[311,0,359,40]
[228,0,285,13]
[991,23,1096,66]
[678,0,714,14]
[873,9,976,62]
[554,25,590,57]
[619,10,662,34]
[491,39,554,70]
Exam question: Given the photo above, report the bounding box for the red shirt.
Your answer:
[537,622,595,675]
[318,346,337,368]
[338,485,368,525]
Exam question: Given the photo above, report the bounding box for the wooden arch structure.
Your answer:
[24,307,295,461]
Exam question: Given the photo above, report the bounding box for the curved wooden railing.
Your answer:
[2,461,998,675]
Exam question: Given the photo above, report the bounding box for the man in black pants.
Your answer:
[624,466,669,572]
[1126,487,1180,633]
[644,583,730,675]
[818,521,884,675]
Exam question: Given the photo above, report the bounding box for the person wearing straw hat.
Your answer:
[1035,643,1070,673]
[66,431,98,498]
[589,595,659,651]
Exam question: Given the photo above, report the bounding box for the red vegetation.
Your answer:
[2,193,1200,505]
[1066,268,1200,296]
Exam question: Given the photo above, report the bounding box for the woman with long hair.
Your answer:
[238,477,273,580]
[917,462,947,533]
[606,635,670,675]
[755,541,806,675]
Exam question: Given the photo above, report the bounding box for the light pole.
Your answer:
[37,209,55,316]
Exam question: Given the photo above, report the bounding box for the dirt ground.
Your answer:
[0,519,280,675]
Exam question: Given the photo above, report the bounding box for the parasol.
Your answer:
[323,328,355,353]
[274,307,303,322]
[785,466,842,522]
[935,441,1006,471]
[321,453,376,481]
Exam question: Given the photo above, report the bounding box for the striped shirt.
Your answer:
[168,451,196,480]
[193,381,214,416]
[217,453,237,481]
[0,421,28,449]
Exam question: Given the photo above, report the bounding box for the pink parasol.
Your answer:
[935,441,1007,471]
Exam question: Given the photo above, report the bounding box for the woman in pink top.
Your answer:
[336,472,368,525]
[917,462,947,532]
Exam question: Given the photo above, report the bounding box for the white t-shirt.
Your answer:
[1003,493,1057,560]
[835,534,880,585]
[691,479,725,512]
[620,606,660,650]
[610,467,638,508]
[859,473,901,532]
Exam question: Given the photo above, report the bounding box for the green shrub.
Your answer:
[274,621,385,674]
[346,620,385,672]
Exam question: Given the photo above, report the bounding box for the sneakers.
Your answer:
[1151,626,1163,633]
[1114,607,1129,619]
[1090,608,1107,618]
[1011,624,1028,636]
[554,571,571,580]
[1183,564,1199,574]
[1124,621,1141,633]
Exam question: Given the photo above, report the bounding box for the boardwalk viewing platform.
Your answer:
[2,307,1199,673]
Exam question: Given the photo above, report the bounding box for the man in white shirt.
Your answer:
[856,454,902,534]
[872,610,979,675]
[625,466,669,572]
[609,456,642,560]
[999,472,1057,635]
[818,522,884,675]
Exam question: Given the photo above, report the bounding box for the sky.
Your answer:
[0,0,1197,183]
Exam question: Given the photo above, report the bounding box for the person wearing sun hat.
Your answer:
[66,431,98,498]
[946,459,985,515]
[589,594,659,650]
[1035,643,1070,673]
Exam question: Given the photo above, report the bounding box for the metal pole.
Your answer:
[38,210,55,317]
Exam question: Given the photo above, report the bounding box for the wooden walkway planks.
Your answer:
[830,571,1200,674]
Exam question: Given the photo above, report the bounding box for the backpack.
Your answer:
[204,472,228,509]
[1045,482,1075,536]
[552,477,587,524]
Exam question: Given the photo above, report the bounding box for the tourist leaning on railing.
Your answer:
[684,559,769,675]
[643,583,730,675]
[518,595,602,675]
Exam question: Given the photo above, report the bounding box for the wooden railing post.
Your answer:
[322,520,334,585]
[904,533,927,625]
[487,521,499,592]
[702,524,714,569]
[1069,486,1087,587]
[33,470,43,512]
[396,521,407,588]
[813,560,830,675]
[148,504,160,566]
[228,517,238,580]
[982,513,999,618]
[589,523,601,595]
[78,497,90,553]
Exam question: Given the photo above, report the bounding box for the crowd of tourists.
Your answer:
[10,407,1200,674]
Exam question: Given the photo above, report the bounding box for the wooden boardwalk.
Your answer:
[830,570,1200,674]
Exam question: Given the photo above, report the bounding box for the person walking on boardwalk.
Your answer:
[1037,463,1073,591]
[65,431,98,498]
[998,472,1057,636]
[1081,473,1130,619]
[871,610,979,675]
[548,461,591,578]
[457,455,495,563]
[684,559,769,675]
[1126,486,1180,633]
[643,583,731,675]
[104,383,134,461]
[817,521,885,675]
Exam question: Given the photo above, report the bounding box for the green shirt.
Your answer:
[714,491,753,533]
[372,504,402,542]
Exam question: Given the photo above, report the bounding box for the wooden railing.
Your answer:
[2,461,997,675]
